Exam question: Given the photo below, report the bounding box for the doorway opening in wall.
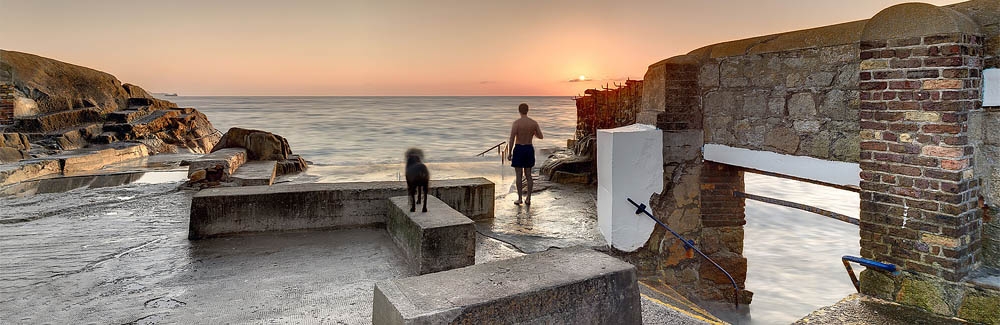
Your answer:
[717,171,861,325]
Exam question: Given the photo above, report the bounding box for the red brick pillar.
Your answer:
[698,161,749,302]
[858,30,984,281]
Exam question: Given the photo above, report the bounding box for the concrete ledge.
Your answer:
[185,148,247,177]
[372,246,642,324]
[230,160,276,186]
[0,160,61,187]
[386,196,475,275]
[189,177,494,239]
[61,144,149,174]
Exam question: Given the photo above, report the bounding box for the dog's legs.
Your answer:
[421,185,428,213]
[408,186,416,212]
[416,187,421,204]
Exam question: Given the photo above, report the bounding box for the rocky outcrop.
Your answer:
[212,127,306,173]
[0,50,220,154]
[0,133,31,163]
[183,128,307,189]
[1,50,128,115]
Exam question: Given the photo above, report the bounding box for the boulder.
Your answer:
[122,83,153,99]
[1,50,129,114]
[213,127,292,161]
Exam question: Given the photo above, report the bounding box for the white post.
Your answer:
[597,124,663,252]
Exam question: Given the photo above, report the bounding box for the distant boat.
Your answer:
[164,93,178,96]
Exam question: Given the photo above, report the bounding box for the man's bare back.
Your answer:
[510,117,543,145]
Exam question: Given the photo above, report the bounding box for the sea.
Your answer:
[169,96,861,324]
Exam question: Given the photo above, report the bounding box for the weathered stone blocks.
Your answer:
[372,247,641,325]
[386,196,475,275]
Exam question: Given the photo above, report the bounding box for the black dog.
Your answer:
[405,148,430,213]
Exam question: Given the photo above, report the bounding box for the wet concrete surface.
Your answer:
[0,173,701,324]
[794,294,966,325]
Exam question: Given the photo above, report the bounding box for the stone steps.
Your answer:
[230,160,276,186]
[372,246,642,324]
[13,108,101,133]
[386,196,475,275]
[107,109,152,124]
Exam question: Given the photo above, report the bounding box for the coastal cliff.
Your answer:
[0,50,220,155]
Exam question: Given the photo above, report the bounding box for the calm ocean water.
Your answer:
[168,96,860,324]
[170,96,577,166]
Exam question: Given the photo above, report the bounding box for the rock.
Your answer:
[122,83,153,99]
[0,147,28,163]
[213,127,292,161]
[0,133,30,151]
[189,169,207,182]
[1,50,128,114]
[764,127,800,154]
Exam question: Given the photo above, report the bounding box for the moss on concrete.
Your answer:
[859,269,897,300]
[896,277,953,315]
[958,292,1000,324]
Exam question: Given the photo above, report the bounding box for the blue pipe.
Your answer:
[626,198,742,308]
[841,255,899,292]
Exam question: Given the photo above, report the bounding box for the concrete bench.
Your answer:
[189,178,494,239]
[372,246,642,325]
[230,160,277,186]
[386,196,475,275]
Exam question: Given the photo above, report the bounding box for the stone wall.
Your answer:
[627,0,1000,315]
[698,43,861,162]
[574,80,643,139]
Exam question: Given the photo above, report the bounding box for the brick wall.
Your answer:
[858,32,984,281]
[1,84,14,125]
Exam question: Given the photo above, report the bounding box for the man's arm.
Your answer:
[507,122,517,160]
[534,121,544,139]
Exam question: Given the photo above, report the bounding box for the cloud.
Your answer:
[567,78,590,83]
[479,81,496,84]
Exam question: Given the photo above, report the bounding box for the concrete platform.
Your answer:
[230,160,276,186]
[386,196,475,275]
[189,178,494,239]
[372,246,642,324]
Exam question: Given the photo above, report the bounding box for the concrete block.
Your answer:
[386,196,474,274]
[189,178,494,239]
[185,148,247,177]
[230,160,276,186]
[597,124,663,252]
[372,246,641,325]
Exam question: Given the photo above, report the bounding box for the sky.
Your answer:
[0,0,966,96]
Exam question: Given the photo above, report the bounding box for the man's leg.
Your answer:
[514,167,524,204]
[524,167,533,205]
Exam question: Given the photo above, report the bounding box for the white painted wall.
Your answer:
[703,144,861,187]
[984,68,999,107]
[597,124,663,252]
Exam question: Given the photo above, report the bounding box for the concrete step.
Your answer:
[386,196,475,275]
[230,160,276,186]
[372,246,642,324]
[188,178,494,239]
[184,148,248,177]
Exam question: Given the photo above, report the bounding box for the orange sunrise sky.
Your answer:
[1,0,965,96]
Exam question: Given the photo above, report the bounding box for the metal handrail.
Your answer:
[475,141,506,157]
[626,197,742,308]
[841,255,899,292]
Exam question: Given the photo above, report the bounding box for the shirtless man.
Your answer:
[507,103,543,206]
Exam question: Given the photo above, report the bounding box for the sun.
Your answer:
[579,75,586,81]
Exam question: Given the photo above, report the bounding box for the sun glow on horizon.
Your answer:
[579,75,586,81]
